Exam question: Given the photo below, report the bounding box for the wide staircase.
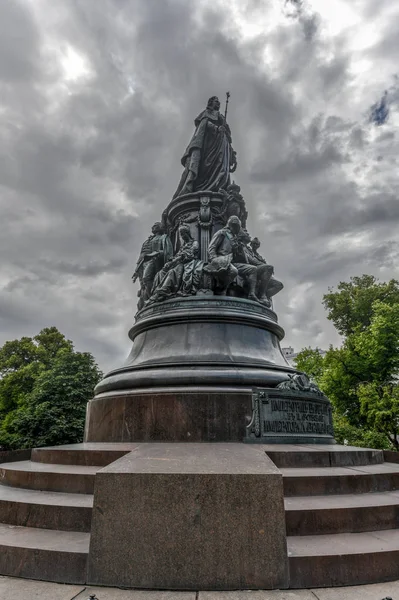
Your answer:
[0,443,399,587]
[0,444,136,583]
[265,444,399,588]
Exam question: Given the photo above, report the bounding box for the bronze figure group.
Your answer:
[133,215,282,309]
[132,95,283,310]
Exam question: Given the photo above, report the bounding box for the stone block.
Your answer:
[31,443,137,466]
[282,464,399,496]
[263,444,383,469]
[288,529,399,588]
[384,450,399,463]
[0,449,31,464]
[88,443,288,590]
[85,389,253,443]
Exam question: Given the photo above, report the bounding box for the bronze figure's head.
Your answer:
[227,215,241,234]
[178,223,192,242]
[207,96,220,111]
[151,222,164,235]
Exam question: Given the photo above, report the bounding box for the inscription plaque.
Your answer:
[246,388,334,444]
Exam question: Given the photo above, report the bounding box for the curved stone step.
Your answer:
[0,522,89,584]
[0,461,98,494]
[31,443,138,466]
[0,485,92,531]
[286,490,399,535]
[282,462,399,496]
[288,528,399,588]
[264,444,384,469]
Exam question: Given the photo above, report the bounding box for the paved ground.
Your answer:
[0,577,398,600]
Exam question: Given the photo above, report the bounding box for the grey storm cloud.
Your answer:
[283,0,320,41]
[0,0,399,369]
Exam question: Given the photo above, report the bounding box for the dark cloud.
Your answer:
[368,76,399,128]
[283,0,320,41]
[0,0,398,368]
[369,91,389,125]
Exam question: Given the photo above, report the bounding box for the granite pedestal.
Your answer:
[87,443,288,590]
[85,296,334,445]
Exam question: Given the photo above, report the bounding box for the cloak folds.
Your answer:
[173,109,235,198]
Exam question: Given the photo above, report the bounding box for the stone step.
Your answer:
[0,522,89,584]
[0,485,93,532]
[285,490,399,535]
[282,462,399,496]
[31,443,138,466]
[263,444,384,468]
[0,461,98,494]
[288,528,399,588]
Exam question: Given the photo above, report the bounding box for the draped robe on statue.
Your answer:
[173,108,236,199]
[149,240,204,303]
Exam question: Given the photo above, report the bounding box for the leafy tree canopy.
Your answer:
[293,347,325,383]
[323,275,399,337]
[0,327,102,450]
[295,276,399,450]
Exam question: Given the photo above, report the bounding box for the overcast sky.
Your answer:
[0,0,398,371]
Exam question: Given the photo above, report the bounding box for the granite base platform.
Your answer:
[1,443,399,589]
[85,387,253,443]
[88,443,288,590]
[87,297,334,446]
[85,386,335,445]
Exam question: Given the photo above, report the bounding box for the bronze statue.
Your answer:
[277,373,324,396]
[247,237,283,302]
[216,182,248,228]
[133,97,282,310]
[132,222,173,309]
[173,96,237,199]
[149,224,204,303]
[207,216,273,305]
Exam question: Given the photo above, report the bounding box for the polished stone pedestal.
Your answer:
[86,296,334,445]
[85,387,253,442]
[87,444,288,590]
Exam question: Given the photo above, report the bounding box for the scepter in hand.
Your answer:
[224,91,230,121]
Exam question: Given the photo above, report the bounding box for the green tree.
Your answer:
[323,275,399,337]
[34,327,73,367]
[294,347,325,383]
[358,383,399,450]
[294,345,366,426]
[0,327,102,449]
[353,301,399,449]
[0,327,73,417]
[320,345,370,426]
[332,413,391,450]
[1,349,102,449]
[295,276,399,450]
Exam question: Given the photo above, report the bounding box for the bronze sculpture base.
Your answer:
[86,296,334,444]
